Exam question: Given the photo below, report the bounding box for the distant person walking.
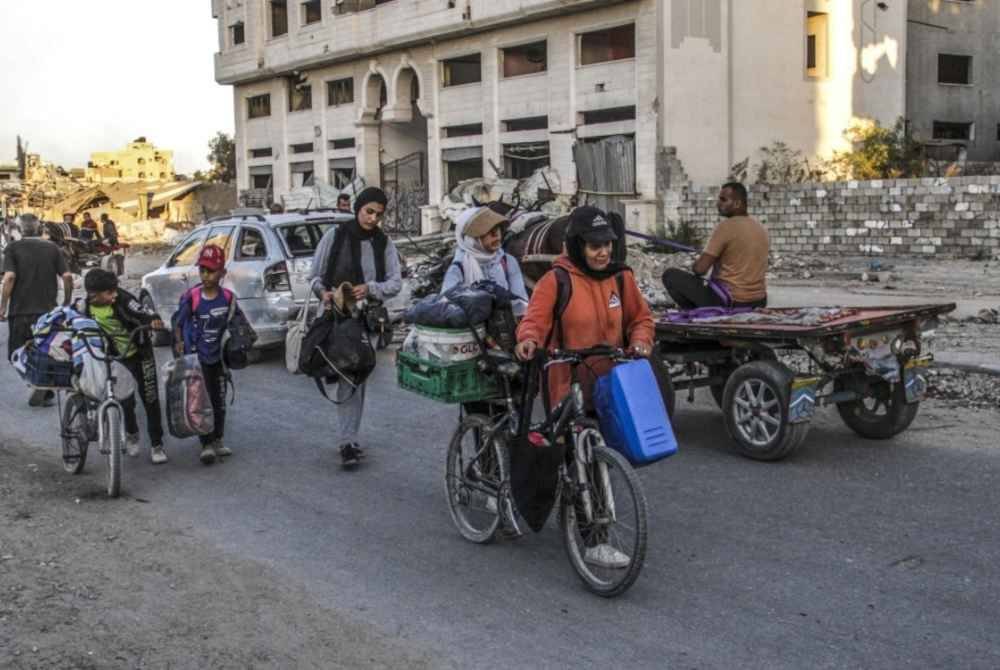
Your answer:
[0,214,74,406]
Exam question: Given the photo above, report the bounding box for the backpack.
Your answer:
[164,354,215,438]
[177,286,258,370]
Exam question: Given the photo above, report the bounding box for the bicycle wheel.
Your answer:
[445,414,507,544]
[60,393,89,475]
[102,405,124,498]
[560,419,648,598]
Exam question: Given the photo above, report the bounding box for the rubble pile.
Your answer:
[925,368,1000,411]
[438,168,570,227]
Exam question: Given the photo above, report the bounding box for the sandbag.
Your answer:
[164,355,214,438]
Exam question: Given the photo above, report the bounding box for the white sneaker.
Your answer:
[213,440,232,457]
[150,445,168,465]
[584,544,631,569]
[485,495,498,514]
[126,433,141,457]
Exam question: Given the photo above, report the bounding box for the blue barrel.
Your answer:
[594,359,677,466]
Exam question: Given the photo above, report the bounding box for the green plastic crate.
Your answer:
[396,351,500,404]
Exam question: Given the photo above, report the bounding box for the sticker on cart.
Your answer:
[789,377,821,423]
[903,357,931,404]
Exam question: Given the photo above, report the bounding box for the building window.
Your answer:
[579,24,635,66]
[581,106,636,125]
[503,116,548,132]
[442,54,482,87]
[806,11,829,78]
[444,124,483,138]
[271,1,288,38]
[247,94,271,119]
[503,142,549,179]
[996,124,1000,141]
[330,137,356,150]
[327,78,354,106]
[329,158,356,189]
[442,146,483,192]
[249,165,274,189]
[290,161,315,188]
[502,41,547,78]
[302,0,321,25]
[230,21,245,46]
[288,83,312,112]
[249,147,273,158]
[290,142,314,154]
[938,54,972,85]
[933,121,974,141]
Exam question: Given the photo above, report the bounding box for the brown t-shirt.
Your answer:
[703,215,769,303]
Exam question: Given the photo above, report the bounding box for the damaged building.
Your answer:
[86,138,176,184]
[212,1,997,234]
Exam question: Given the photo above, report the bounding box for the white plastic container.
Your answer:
[411,325,484,363]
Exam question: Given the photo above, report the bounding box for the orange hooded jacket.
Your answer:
[516,255,655,408]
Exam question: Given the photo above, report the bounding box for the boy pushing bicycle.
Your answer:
[74,269,168,464]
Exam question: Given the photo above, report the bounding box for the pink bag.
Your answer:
[164,355,215,438]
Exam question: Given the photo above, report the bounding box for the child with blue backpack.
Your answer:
[173,244,246,465]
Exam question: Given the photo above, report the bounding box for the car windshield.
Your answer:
[276,221,337,257]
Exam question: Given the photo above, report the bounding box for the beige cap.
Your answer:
[462,207,509,239]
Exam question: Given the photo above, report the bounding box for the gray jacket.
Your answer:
[309,226,403,302]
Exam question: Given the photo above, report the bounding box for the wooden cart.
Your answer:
[654,304,956,461]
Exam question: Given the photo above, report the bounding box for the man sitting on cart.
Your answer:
[661,182,769,310]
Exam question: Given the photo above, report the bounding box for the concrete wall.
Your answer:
[671,175,1000,258]
[662,0,908,187]
[907,0,1000,161]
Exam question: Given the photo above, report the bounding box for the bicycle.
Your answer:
[445,346,649,598]
[59,325,157,498]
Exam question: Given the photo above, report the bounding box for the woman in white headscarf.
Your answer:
[441,206,529,316]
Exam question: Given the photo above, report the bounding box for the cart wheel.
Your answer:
[722,360,809,461]
[835,376,918,440]
[649,355,675,420]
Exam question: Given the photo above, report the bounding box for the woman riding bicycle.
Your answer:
[515,206,655,407]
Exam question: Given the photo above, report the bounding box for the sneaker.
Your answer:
[584,544,631,569]
[126,433,141,457]
[339,442,361,468]
[150,445,168,465]
[200,444,217,465]
[213,440,232,458]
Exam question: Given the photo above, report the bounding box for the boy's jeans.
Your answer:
[199,361,227,447]
[121,354,164,446]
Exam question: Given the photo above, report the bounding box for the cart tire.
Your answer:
[835,377,918,440]
[722,360,809,461]
[710,349,776,410]
[649,355,675,420]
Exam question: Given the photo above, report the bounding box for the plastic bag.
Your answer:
[164,355,214,438]
[75,353,136,402]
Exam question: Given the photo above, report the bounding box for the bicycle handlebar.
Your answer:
[546,346,633,363]
[57,324,165,364]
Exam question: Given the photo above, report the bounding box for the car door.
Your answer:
[146,227,210,313]
[226,224,270,329]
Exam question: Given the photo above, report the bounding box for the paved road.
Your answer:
[2,329,999,669]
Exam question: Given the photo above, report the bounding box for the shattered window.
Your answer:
[442,54,482,87]
[288,84,313,112]
[579,24,635,66]
[247,94,271,119]
[302,0,321,25]
[271,1,288,38]
[327,78,354,106]
[502,41,547,78]
[503,142,549,179]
